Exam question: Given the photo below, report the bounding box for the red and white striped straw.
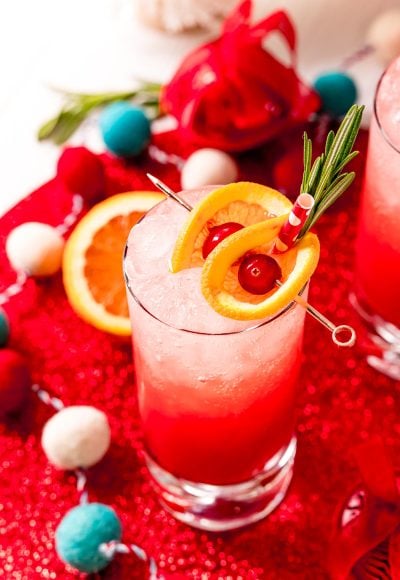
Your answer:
[274,193,315,253]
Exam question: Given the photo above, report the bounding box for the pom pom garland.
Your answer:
[181,148,238,190]
[41,405,111,470]
[57,146,105,203]
[31,384,158,575]
[0,309,10,347]
[0,172,160,577]
[100,102,151,157]
[313,72,358,118]
[367,9,400,64]
[0,349,31,417]
[55,503,122,573]
[6,222,65,277]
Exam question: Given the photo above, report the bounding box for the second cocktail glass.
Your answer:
[353,57,400,379]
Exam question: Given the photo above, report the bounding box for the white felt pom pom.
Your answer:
[42,406,111,470]
[181,149,238,190]
[6,222,64,276]
[367,9,400,64]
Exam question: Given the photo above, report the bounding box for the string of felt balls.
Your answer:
[34,384,159,577]
[0,191,161,577]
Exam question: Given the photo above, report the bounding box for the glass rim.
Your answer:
[123,201,308,337]
[374,66,400,155]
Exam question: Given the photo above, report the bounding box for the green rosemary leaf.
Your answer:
[322,171,351,199]
[336,107,363,169]
[324,130,335,156]
[76,91,137,109]
[65,87,157,103]
[341,107,364,160]
[48,109,88,145]
[307,156,323,195]
[300,173,355,234]
[301,133,312,193]
[297,104,364,238]
[37,113,64,141]
[37,84,162,143]
[324,106,358,167]
[313,106,358,203]
[334,151,359,174]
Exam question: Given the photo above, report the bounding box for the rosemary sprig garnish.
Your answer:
[37,84,162,145]
[298,104,364,238]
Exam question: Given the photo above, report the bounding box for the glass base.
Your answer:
[145,437,296,532]
[350,292,400,380]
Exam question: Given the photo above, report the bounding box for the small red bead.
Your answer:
[57,147,105,203]
[0,349,31,417]
[202,222,243,259]
[238,254,282,295]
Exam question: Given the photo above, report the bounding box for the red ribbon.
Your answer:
[161,0,320,152]
[329,439,400,579]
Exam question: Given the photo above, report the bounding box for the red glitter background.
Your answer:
[0,125,399,579]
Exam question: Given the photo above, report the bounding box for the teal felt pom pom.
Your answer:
[55,503,122,573]
[100,101,151,157]
[313,72,357,117]
[0,310,9,347]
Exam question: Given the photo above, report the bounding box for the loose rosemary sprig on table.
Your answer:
[37,83,162,145]
[298,104,364,239]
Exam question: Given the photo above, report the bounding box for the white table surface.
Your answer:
[0,0,395,217]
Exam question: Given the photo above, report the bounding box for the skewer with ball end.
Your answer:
[147,173,356,348]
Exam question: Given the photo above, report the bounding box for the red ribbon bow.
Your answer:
[330,439,400,579]
[161,0,320,152]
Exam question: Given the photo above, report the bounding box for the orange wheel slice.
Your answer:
[63,191,165,335]
[171,182,292,272]
[201,218,320,320]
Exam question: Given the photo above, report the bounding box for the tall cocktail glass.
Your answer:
[124,188,308,531]
[353,57,400,379]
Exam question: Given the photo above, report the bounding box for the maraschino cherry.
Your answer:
[238,254,282,295]
[202,222,243,259]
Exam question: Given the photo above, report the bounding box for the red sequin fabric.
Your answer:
[0,125,399,580]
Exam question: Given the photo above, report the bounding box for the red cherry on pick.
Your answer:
[238,254,282,295]
[57,146,105,204]
[202,222,244,259]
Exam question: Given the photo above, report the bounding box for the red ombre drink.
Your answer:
[354,57,400,377]
[124,188,307,531]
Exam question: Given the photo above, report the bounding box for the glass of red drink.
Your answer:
[124,189,308,531]
[353,57,400,379]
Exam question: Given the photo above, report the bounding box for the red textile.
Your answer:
[1,125,399,580]
[161,2,320,152]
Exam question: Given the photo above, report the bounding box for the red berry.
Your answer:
[238,254,282,295]
[202,222,243,259]
[57,146,105,203]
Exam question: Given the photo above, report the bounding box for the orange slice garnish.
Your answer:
[63,191,164,335]
[170,181,320,320]
[171,182,292,272]
[201,218,320,320]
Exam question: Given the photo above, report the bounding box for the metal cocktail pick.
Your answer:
[146,173,356,348]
